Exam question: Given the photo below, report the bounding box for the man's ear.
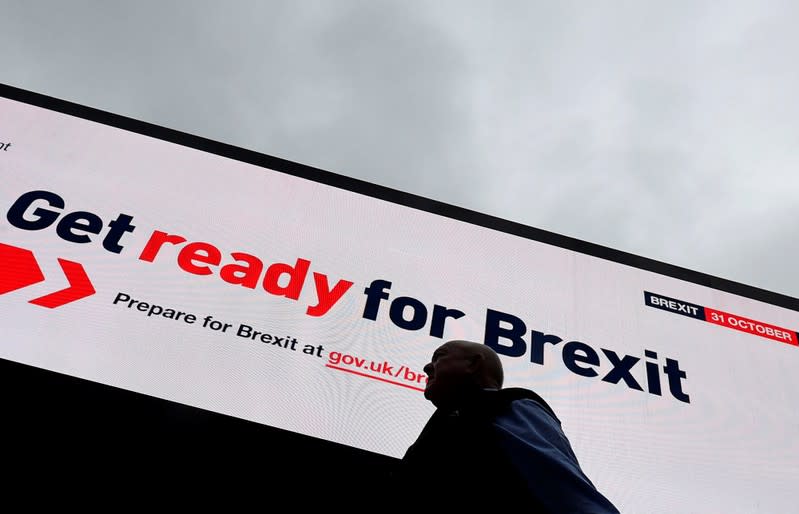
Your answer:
[466,352,484,374]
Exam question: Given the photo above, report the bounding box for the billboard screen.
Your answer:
[1,84,797,511]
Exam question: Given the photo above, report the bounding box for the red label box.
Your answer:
[704,307,798,346]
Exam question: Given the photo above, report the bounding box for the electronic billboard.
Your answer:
[1,84,797,511]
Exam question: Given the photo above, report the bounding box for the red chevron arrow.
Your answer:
[0,242,96,308]
[29,258,96,308]
[0,243,45,293]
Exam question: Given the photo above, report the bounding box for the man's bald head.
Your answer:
[422,340,504,409]
[446,340,504,388]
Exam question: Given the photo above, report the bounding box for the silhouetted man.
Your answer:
[396,340,620,512]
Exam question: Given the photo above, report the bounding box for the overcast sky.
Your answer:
[2,0,798,299]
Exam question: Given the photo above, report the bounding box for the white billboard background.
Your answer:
[2,96,798,513]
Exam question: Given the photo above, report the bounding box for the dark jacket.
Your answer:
[394,388,619,513]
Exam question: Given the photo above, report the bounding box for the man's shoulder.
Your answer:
[495,387,560,422]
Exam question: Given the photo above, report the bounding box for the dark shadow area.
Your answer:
[0,358,398,506]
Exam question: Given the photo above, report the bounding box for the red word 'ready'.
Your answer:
[138,230,353,317]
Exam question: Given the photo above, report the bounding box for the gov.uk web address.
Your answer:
[325,351,427,392]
